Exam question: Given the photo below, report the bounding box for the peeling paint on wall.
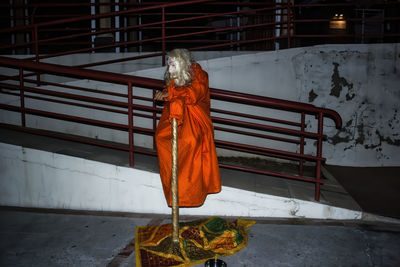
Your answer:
[329,119,354,145]
[308,89,318,102]
[330,62,354,98]
[294,44,400,166]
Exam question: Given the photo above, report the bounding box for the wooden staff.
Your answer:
[171,117,179,243]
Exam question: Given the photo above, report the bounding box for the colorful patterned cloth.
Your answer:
[135,217,255,267]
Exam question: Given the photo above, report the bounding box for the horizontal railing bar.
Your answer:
[22,79,128,98]
[211,107,302,127]
[0,85,305,146]
[152,111,303,147]
[21,84,128,108]
[0,56,164,88]
[0,89,157,121]
[27,14,281,61]
[0,85,159,118]
[3,89,310,145]
[216,139,325,162]
[210,88,342,128]
[0,122,156,157]
[292,1,399,8]
[216,143,310,163]
[219,163,323,184]
[2,14,397,52]
[0,5,279,54]
[29,33,282,62]
[8,0,394,9]
[0,103,156,137]
[1,73,130,99]
[212,116,325,140]
[0,103,128,131]
[0,56,341,129]
[213,125,301,145]
[0,89,128,115]
[0,0,216,33]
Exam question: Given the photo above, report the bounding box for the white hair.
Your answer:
[164,48,194,86]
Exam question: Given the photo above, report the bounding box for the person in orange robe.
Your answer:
[154,48,221,207]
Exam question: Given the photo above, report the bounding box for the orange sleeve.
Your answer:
[164,82,184,124]
[165,65,208,124]
[169,97,184,124]
[184,66,208,105]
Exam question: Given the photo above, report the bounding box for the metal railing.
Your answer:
[1,1,399,68]
[0,55,341,201]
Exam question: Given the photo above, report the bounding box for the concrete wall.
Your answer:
[1,51,253,83]
[1,44,399,166]
[0,142,362,220]
[130,44,400,166]
[292,44,400,167]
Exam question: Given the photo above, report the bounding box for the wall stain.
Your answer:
[330,62,353,98]
[308,89,318,102]
[329,119,353,145]
[355,123,366,146]
[376,129,400,147]
[388,109,399,131]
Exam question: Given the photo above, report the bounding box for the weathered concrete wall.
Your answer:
[1,51,253,84]
[292,44,400,166]
[134,44,400,166]
[1,44,398,166]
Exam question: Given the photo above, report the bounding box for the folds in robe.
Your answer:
[155,63,221,207]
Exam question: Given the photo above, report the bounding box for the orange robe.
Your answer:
[155,63,221,207]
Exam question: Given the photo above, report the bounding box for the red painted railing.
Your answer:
[0,55,341,201]
[0,1,356,201]
[1,0,399,68]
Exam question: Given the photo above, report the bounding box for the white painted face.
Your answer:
[168,57,180,74]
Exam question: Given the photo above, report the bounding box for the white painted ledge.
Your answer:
[0,142,362,220]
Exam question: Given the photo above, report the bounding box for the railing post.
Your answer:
[315,112,324,201]
[287,1,291,48]
[29,6,38,55]
[299,112,305,176]
[128,82,134,167]
[10,0,15,55]
[19,67,25,127]
[33,25,40,86]
[162,7,166,66]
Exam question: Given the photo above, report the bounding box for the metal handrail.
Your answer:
[2,0,398,69]
[0,55,341,127]
[0,0,215,34]
[0,55,342,201]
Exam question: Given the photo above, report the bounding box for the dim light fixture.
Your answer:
[330,13,346,30]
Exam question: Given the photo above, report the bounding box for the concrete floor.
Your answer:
[1,127,400,266]
[0,207,399,267]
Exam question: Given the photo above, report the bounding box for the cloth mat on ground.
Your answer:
[135,216,255,267]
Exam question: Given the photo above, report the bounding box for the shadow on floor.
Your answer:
[326,165,400,219]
